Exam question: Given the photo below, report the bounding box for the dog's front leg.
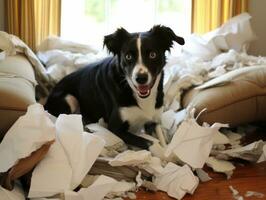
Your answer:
[108,111,152,149]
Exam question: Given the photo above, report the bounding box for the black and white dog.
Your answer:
[44,25,184,149]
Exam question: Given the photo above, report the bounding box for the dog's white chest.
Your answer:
[119,94,162,133]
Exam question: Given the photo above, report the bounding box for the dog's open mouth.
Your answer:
[134,78,156,98]
[136,84,151,98]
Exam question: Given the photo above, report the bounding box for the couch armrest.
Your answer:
[182,65,266,126]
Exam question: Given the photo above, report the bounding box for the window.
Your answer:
[61,0,191,50]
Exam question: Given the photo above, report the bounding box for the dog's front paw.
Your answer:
[137,138,153,150]
[144,122,157,135]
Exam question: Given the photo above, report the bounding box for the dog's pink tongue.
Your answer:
[138,85,149,95]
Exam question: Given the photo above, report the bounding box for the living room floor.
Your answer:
[128,161,266,200]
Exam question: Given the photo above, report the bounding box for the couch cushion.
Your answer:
[0,77,36,111]
[0,54,36,135]
[182,65,266,126]
[0,54,36,84]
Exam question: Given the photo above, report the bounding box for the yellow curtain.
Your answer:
[6,0,61,51]
[192,0,248,34]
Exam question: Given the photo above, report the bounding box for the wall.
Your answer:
[0,0,5,31]
[248,0,266,56]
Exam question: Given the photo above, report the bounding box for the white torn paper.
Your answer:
[161,110,175,130]
[257,144,266,163]
[85,123,126,152]
[105,181,136,199]
[28,114,105,198]
[220,140,265,162]
[65,175,135,200]
[65,175,118,200]
[0,183,25,200]
[140,156,164,175]
[213,132,230,145]
[135,171,143,187]
[206,157,235,179]
[109,150,151,167]
[245,191,265,198]
[195,169,212,182]
[0,104,55,173]
[154,163,199,200]
[229,185,244,200]
[56,115,105,188]
[155,125,167,147]
[28,140,72,198]
[165,109,228,168]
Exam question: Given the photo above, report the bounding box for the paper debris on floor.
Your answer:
[85,123,127,154]
[0,183,25,200]
[139,156,164,175]
[28,137,73,198]
[109,150,151,167]
[0,104,55,173]
[195,169,212,182]
[165,108,228,168]
[257,144,266,163]
[229,185,244,200]
[206,157,235,179]
[154,163,199,200]
[245,191,265,198]
[218,140,265,162]
[56,115,105,188]
[64,175,135,200]
[213,131,230,145]
[29,114,105,198]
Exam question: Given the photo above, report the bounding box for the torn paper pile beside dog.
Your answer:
[0,104,55,173]
[165,108,228,168]
[64,175,136,200]
[0,104,105,199]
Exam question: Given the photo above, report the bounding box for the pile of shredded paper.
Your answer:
[0,13,266,200]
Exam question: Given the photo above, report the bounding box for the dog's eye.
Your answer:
[125,54,132,61]
[149,51,156,59]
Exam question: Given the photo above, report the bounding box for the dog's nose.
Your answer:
[135,73,148,84]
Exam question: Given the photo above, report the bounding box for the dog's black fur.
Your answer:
[44,25,184,149]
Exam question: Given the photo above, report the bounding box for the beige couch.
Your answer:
[0,54,266,139]
[182,65,266,126]
[0,54,36,138]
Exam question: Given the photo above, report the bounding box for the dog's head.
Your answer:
[104,25,185,98]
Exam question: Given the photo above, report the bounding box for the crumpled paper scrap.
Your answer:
[165,108,227,168]
[161,109,187,132]
[28,137,73,198]
[1,140,54,190]
[85,123,127,154]
[219,140,265,162]
[0,183,25,200]
[109,150,152,167]
[0,104,55,173]
[154,162,199,200]
[257,144,266,163]
[65,175,135,200]
[245,191,265,198]
[139,156,164,176]
[56,115,105,188]
[206,157,235,179]
[195,168,212,182]
[229,185,243,200]
[28,113,105,198]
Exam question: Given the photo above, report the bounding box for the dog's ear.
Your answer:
[104,27,130,55]
[149,25,185,51]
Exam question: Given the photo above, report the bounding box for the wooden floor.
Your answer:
[128,161,266,200]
